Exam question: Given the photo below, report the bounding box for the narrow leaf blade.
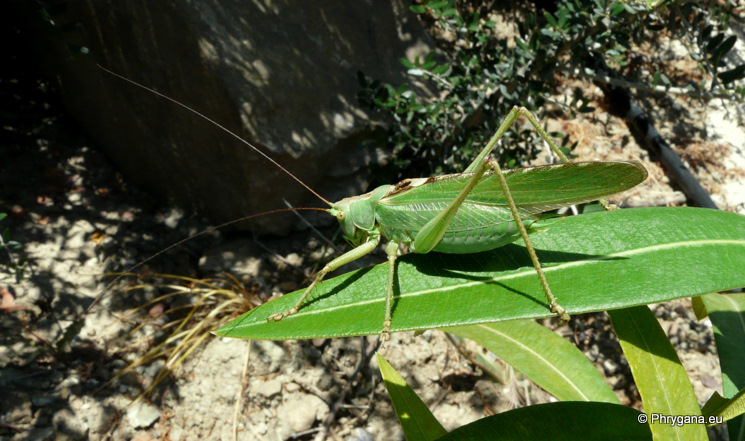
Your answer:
[436,402,651,440]
[700,292,745,439]
[703,387,745,424]
[217,208,745,340]
[609,306,707,441]
[377,354,448,441]
[445,320,618,403]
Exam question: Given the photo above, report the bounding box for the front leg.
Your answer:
[267,236,380,322]
[381,240,400,346]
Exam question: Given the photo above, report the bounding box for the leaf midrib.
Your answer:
[293,238,745,318]
[473,323,590,401]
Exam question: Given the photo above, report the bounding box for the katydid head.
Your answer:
[327,185,391,247]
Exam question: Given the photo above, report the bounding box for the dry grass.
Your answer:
[103,271,261,402]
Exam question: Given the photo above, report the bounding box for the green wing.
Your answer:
[379,161,647,214]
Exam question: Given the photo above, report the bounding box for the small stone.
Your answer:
[8,397,32,425]
[131,432,157,441]
[59,387,70,400]
[253,378,282,398]
[53,408,88,439]
[317,373,334,392]
[420,330,433,342]
[284,253,302,267]
[347,428,375,441]
[126,401,161,429]
[700,375,719,388]
[169,424,185,441]
[32,394,58,407]
[279,281,298,292]
[603,359,618,375]
[276,393,329,434]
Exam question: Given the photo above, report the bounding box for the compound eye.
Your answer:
[337,210,346,221]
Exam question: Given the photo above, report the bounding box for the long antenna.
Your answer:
[98,64,334,207]
[86,207,329,313]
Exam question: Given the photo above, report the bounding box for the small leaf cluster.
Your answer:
[0,213,26,282]
[358,0,744,182]
[684,6,745,88]
[13,0,89,57]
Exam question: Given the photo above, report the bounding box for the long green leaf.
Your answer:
[217,208,745,340]
[703,386,745,424]
[700,293,745,440]
[377,354,448,441]
[436,402,651,440]
[609,306,706,441]
[445,321,618,403]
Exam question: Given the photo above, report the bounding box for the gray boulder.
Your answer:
[31,0,432,234]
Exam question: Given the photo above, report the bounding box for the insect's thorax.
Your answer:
[373,174,540,254]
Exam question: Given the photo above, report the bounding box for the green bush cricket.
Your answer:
[266,106,647,344]
[98,69,647,345]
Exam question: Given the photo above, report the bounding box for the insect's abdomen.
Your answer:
[376,201,534,254]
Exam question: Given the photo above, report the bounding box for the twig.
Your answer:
[445,333,505,384]
[589,55,719,210]
[567,67,742,101]
[232,341,252,441]
[313,337,376,441]
[0,233,19,267]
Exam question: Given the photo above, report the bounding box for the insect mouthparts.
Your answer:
[327,208,345,220]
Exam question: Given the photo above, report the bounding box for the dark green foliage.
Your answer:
[0,213,26,282]
[12,0,89,57]
[358,0,744,183]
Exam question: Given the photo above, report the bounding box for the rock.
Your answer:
[53,408,88,440]
[31,394,58,407]
[4,392,32,425]
[81,400,118,434]
[199,239,262,275]
[700,375,719,389]
[316,372,335,392]
[26,0,433,235]
[252,340,288,374]
[252,378,283,398]
[126,401,161,429]
[276,393,329,435]
[25,427,55,441]
[347,428,375,441]
[603,359,619,375]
